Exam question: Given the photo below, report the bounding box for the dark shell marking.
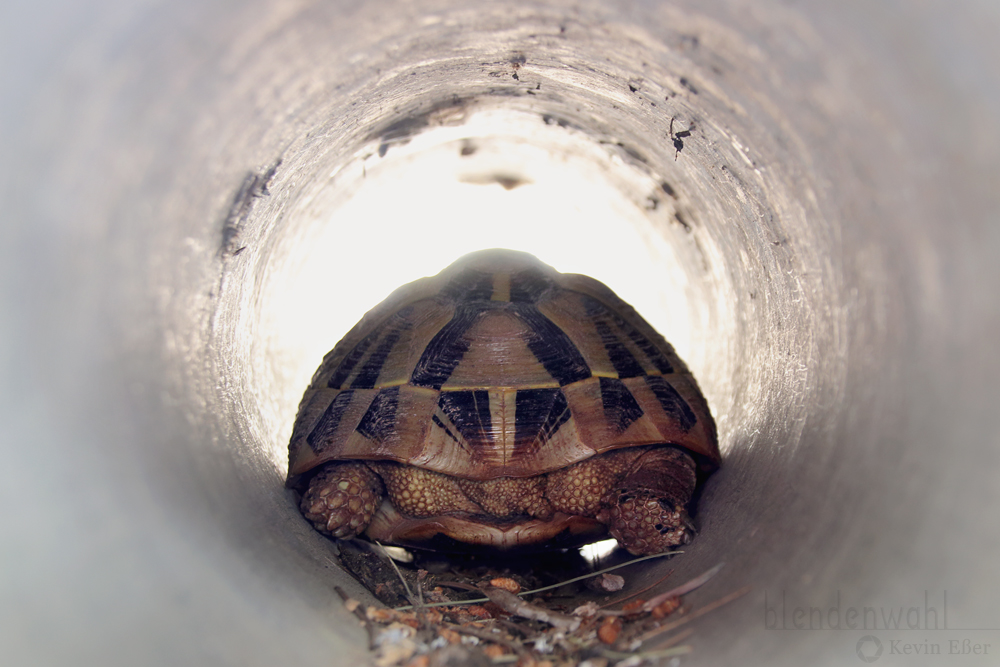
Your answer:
[288,251,718,483]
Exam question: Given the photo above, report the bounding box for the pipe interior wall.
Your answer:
[2,1,998,665]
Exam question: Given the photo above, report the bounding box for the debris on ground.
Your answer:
[332,541,749,667]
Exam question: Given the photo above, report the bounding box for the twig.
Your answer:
[433,580,481,593]
[444,622,533,660]
[600,569,673,610]
[482,587,581,631]
[495,617,542,639]
[395,549,684,611]
[636,585,751,644]
[641,563,724,612]
[335,586,377,651]
[376,541,419,607]
[520,549,683,597]
[395,596,489,611]
[647,626,694,651]
[599,644,693,660]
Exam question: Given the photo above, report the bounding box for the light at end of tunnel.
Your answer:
[259,109,697,469]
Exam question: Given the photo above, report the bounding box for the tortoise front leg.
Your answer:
[300,462,384,538]
[595,447,698,556]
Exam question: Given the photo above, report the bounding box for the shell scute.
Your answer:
[560,377,664,450]
[509,267,556,303]
[624,375,717,463]
[324,300,453,390]
[537,290,679,380]
[437,268,495,303]
[437,309,558,389]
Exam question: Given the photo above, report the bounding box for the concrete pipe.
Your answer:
[2,1,998,665]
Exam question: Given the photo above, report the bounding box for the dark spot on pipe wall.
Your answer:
[679,77,698,94]
[673,212,692,232]
[219,158,281,256]
[372,97,474,156]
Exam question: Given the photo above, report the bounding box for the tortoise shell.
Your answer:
[287,249,719,488]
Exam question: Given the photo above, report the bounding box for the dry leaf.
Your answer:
[650,596,681,619]
[597,616,622,644]
[488,577,521,594]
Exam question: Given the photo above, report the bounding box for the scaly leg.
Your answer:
[300,462,384,538]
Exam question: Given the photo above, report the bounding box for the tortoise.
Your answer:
[286,249,720,555]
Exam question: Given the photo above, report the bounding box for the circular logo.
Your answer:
[856,635,883,662]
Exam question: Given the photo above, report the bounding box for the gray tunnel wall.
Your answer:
[2,1,999,666]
